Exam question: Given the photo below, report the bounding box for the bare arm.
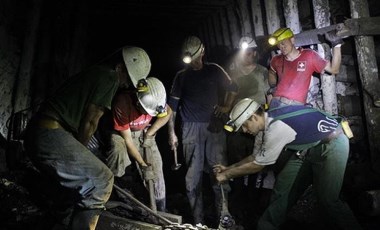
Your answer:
[268,69,277,88]
[221,91,238,113]
[324,46,342,74]
[119,128,147,167]
[145,105,173,137]
[167,111,178,150]
[214,154,265,182]
[77,103,105,146]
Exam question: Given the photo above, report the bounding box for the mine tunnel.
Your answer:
[1,0,380,229]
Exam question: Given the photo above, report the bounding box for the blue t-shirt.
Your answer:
[268,105,339,147]
[168,63,237,122]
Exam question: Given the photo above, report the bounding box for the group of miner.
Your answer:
[23,27,363,230]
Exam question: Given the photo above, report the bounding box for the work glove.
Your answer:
[141,165,156,181]
[142,133,156,148]
[324,30,344,47]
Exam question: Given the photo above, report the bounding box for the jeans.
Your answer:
[24,126,114,210]
[106,130,166,203]
[258,133,362,230]
[182,122,230,224]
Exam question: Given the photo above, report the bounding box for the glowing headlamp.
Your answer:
[182,52,192,64]
[241,41,249,50]
[268,37,278,46]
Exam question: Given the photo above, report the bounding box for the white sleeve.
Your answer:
[254,120,297,166]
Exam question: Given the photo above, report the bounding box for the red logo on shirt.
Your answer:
[297,61,306,72]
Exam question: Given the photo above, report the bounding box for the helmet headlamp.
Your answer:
[268,28,294,46]
[241,41,249,50]
[156,105,168,118]
[223,120,236,132]
[137,79,148,92]
[182,52,192,64]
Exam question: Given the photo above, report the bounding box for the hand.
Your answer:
[168,131,178,150]
[215,172,228,183]
[325,30,344,47]
[139,161,148,167]
[142,133,155,147]
[266,87,276,96]
[213,164,227,174]
[213,105,230,118]
[141,164,156,181]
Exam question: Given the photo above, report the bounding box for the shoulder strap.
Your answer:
[268,108,316,126]
[268,106,340,126]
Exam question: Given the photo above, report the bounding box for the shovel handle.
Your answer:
[173,147,178,165]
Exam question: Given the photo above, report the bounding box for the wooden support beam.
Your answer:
[219,9,232,48]
[264,0,281,34]
[349,0,380,173]
[226,3,240,48]
[313,0,338,114]
[283,0,301,34]
[237,0,254,38]
[338,16,380,37]
[251,0,264,37]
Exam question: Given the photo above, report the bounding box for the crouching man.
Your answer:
[214,98,362,230]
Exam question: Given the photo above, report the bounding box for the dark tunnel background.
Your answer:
[1,0,380,229]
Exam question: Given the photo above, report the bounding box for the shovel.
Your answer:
[171,146,182,171]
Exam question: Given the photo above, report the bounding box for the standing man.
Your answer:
[167,35,237,226]
[214,98,362,230]
[100,77,171,211]
[225,36,270,227]
[267,27,344,108]
[24,46,151,230]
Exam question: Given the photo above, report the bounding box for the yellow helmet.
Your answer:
[268,28,294,46]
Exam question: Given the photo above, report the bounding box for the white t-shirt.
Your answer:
[253,114,297,166]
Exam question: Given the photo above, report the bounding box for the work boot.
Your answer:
[156,198,166,212]
[69,208,103,230]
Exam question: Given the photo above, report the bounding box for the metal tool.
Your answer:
[113,184,173,225]
[141,143,158,213]
[171,146,182,171]
[143,145,183,224]
[218,184,235,230]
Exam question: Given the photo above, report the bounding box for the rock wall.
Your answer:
[0,0,24,171]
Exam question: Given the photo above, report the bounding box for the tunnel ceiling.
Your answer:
[89,0,232,40]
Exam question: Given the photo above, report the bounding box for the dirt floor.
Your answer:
[1,157,380,230]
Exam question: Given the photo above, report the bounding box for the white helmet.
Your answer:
[137,77,167,117]
[224,98,260,132]
[122,46,151,88]
[239,36,257,50]
[182,36,204,64]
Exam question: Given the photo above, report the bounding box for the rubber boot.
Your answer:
[69,208,103,230]
[156,198,166,212]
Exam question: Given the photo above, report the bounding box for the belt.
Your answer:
[321,126,344,143]
[273,96,304,105]
[37,117,63,129]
